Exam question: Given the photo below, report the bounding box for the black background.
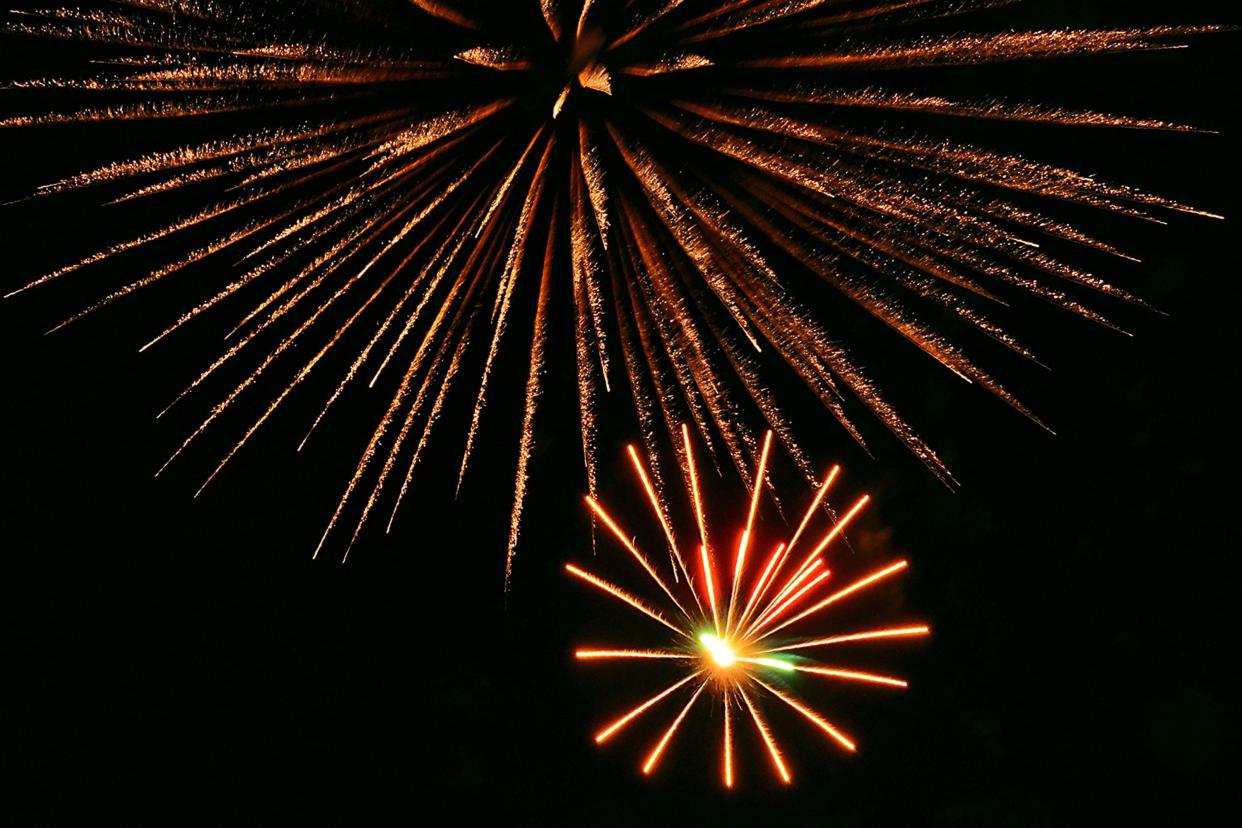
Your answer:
[2,1,1239,824]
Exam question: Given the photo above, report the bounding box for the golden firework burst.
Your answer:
[0,2,1218,567]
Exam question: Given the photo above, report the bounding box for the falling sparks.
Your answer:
[569,431,929,785]
[0,2,1220,566]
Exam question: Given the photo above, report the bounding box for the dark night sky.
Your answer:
[2,1,1239,824]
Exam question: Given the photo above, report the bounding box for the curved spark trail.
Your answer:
[0,2,1219,565]
[569,430,929,785]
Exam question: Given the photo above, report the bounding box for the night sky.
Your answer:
[2,1,1239,824]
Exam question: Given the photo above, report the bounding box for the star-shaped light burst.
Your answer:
[567,427,930,786]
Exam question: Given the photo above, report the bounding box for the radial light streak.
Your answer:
[785,466,842,560]
[752,676,858,753]
[762,560,912,639]
[565,563,688,638]
[1,2,1219,564]
[576,649,692,661]
[585,494,693,620]
[770,626,933,653]
[737,541,787,629]
[763,556,829,618]
[642,680,709,775]
[748,567,832,636]
[739,686,792,784]
[788,666,910,689]
[569,431,929,785]
[594,671,704,744]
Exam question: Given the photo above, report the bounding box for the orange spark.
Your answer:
[642,681,708,775]
[564,564,687,638]
[754,559,827,627]
[786,466,842,558]
[792,666,910,689]
[626,444,692,585]
[739,686,791,784]
[682,423,709,554]
[771,626,932,653]
[762,561,911,639]
[729,431,773,632]
[786,494,871,583]
[737,541,786,629]
[586,495,693,620]
[699,543,721,634]
[753,677,857,753]
[575,650,692,661]
[595,672,703,744]
[748,567,832,635]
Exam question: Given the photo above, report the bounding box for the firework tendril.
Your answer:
[0,1,1220,570]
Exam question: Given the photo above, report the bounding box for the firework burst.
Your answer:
[569,428,928,785]
[0,2,1219,567]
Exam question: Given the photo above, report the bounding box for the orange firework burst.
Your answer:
[0,2,1220,566]
[568,428,929,786]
